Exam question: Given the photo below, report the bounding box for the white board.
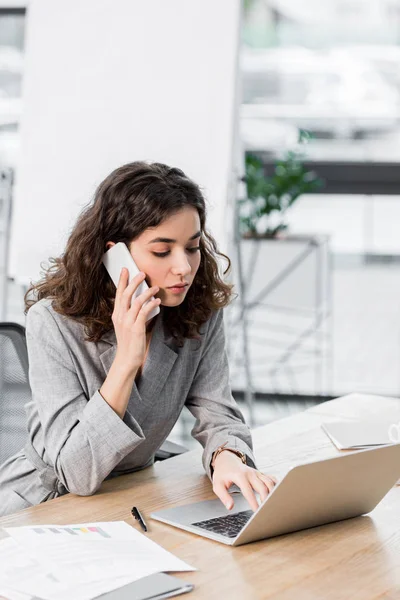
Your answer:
[9,0,241,284]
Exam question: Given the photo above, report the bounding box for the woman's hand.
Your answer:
[112,268,161,375]
[212,450,277,512]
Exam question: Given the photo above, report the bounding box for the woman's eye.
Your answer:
[153,247,200,258]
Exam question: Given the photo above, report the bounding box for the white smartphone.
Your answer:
[102,242,160,322]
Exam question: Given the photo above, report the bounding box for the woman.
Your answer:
[0,161,276,517]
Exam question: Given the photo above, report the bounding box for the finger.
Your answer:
[112,269,130,322]
[256,470,278,486]
[120,273,148,313]
[235,477,259,512]
[115,270,145,311]
[212,480,235,510]
[256,472,277,493]
[129,286,160,321]
[134,297,161,326]
[114,267,130,303]
[249,474,270,504]
[120,275,153,313]
[129,284,160,309]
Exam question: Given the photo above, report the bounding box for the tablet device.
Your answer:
[89,573,193,600]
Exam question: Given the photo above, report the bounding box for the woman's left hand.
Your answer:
[212,450,277,512]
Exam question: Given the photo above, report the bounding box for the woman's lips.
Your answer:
[167,284,188,294]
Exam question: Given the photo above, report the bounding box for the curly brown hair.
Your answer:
[24,161,235,346]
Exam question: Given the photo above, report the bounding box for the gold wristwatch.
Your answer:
[211,441,247,473]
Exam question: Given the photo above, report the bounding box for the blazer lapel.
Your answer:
[138,312,179,401]
[98,308,178,407]
[98,329,117,375]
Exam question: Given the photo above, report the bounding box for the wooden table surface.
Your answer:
[1,393,400,600]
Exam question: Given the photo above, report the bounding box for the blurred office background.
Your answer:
[1,0,400,448]
[228,0,400,420]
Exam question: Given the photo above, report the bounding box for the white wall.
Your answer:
[9,0,240,283]
[0,1,26,7]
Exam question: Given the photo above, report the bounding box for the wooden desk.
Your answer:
[1,393,400,599]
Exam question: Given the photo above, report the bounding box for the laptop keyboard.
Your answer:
[191,509,253,538]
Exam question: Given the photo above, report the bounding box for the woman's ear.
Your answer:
[105,241,115,251]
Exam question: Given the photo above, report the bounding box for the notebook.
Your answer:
[96,574,193,600]
[321,420,395,450]
[33,573,193,600]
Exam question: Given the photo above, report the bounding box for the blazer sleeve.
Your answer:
[25,302,146,496]
[185,309,256,480]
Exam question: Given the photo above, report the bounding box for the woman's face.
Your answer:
[128,206,202,307]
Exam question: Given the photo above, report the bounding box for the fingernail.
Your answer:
[225,502,232,510]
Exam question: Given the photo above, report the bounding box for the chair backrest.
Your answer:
[0,322,31,466]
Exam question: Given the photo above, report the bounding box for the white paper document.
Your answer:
[0,521,195,600]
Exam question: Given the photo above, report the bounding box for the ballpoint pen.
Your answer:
[131,506,148,532]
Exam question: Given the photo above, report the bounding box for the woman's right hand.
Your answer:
[112,268,161,375]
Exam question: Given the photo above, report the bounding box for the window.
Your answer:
[241,0,400,163]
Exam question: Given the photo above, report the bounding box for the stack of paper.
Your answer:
[0,521,195,600]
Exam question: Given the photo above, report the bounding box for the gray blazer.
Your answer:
[0,299,255,516]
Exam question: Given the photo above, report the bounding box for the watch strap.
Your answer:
[211,442,247,471]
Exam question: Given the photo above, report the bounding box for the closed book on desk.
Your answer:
[31,573,193,600]
[321,420,394,450]
[96,573,193,600]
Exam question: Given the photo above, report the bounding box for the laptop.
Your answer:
[151,443,400,546]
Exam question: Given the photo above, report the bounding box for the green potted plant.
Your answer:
[239,130,324,238]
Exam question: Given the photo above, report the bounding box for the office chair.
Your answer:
[0,322,187,469]
[0,323,30,466]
